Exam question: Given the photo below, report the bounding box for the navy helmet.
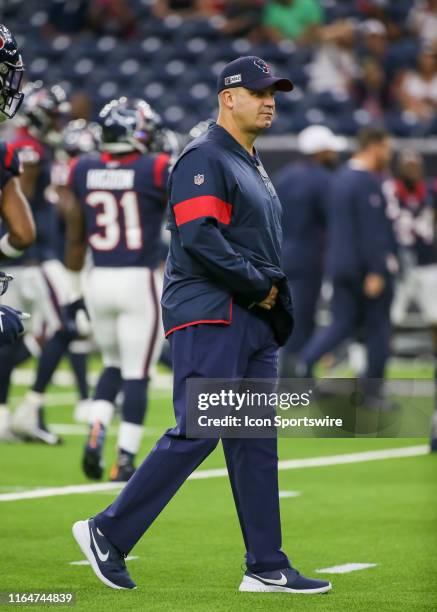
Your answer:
[98,97,162,154]
[61,119,101,159]
[0,24,24,122]
[19,81,71,146]
[0,271,13,296]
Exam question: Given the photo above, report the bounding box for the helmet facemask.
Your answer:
[0,56,24,122]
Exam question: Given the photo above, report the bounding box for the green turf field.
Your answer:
[1,362,437,611]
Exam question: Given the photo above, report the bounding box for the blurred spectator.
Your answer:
[353,57,391,119]
[356,0,407,41]
[396,48,437,124]
[153,0,206,18]
[360,19,388,64]
[88,0,137,38]
[308,20,358,96]
[263,0,324,44]
[408,0,437,48]
[221,0,265,42]
[44,0,90,37]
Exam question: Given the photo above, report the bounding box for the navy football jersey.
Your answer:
[0,141,21,191]
[70,151,170,268]
[2,128,58,264]
[385,178,437,266]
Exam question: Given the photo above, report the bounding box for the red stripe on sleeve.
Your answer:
[4,143,14,168]
[173,195,232,226]
[153,153,170,189]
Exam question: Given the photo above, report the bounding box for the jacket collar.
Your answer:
[208,122,261,166]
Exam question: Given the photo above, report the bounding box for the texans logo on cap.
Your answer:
[253,59,270,74]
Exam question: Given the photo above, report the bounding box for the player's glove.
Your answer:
[61,297,91,339]
[0,305,24,346]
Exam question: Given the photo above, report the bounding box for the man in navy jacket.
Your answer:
[299,127,397,402]
[72,56,331,595]
[274,125,344,376]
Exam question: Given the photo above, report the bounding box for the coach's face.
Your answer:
[230,86,276,133]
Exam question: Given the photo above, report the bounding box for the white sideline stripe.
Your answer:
[70,555,139,566]
[316,563,377,574]
[279,491,301,498]
[50,424,159,437]
[12,370,173,390]
[0,445,427,503]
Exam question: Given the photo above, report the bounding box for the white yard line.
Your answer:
[11,370,173,390]
[316,563,377,574]
[50,424,160,437]
[0,444,427,502]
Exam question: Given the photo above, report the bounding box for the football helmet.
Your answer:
[0,271,13,296]
[98,97,161,154]
[189,118,214,141]
[0,24,24,122]
[19,81,71,146]
[61,119,101,159]
[149,125,180,159]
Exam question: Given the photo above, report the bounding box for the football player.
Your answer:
[0,24,36,440]
[0,80,77,445]
[65,97,171,481]
[385,150,437,450]
[0,272,25,347]
[12,119,102,427]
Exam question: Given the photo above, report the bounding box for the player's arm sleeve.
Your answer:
[65,162,87,271]
[356,186,394,275]
[0,177,36,252]
[169,150,272,302]
[0,143,21,187]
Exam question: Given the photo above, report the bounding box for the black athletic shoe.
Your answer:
[82,422,105,480]
[72,518,136,590]
[239,567,332,594]
[110,450,136,482]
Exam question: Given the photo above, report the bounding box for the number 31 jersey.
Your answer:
[69,151,170,268]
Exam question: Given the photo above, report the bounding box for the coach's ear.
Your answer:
[219,89,234,110]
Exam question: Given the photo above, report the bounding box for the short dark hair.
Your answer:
[356,127,389,151]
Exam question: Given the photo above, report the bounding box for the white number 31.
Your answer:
[86,190,142,251]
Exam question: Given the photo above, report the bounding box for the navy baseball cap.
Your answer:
[217,56,293,94]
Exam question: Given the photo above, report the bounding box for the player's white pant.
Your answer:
[391,264,437,325]
[0,260,71,337]
[83,267,164,379]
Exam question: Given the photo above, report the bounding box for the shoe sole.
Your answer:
[239,576,332,594]
[83,449,104,480]
[72,520,133,590]
[12,428,60,445]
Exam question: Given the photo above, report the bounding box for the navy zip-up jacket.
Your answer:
[162,123,294,345]
[326,161,397,282]
[274,159,332,277]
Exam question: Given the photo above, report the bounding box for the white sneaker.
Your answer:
[11,394,60,445]
[74,399,93,424]
[0,406,19,442]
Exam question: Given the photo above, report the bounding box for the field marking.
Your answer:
[11,370,173,390]
[70,555,139,566]
[0,444,427,503]
[316,563,377,574]
[279,491,301,498]
[51,424,160,437]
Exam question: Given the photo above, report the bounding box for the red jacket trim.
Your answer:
[173,195,232,226]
